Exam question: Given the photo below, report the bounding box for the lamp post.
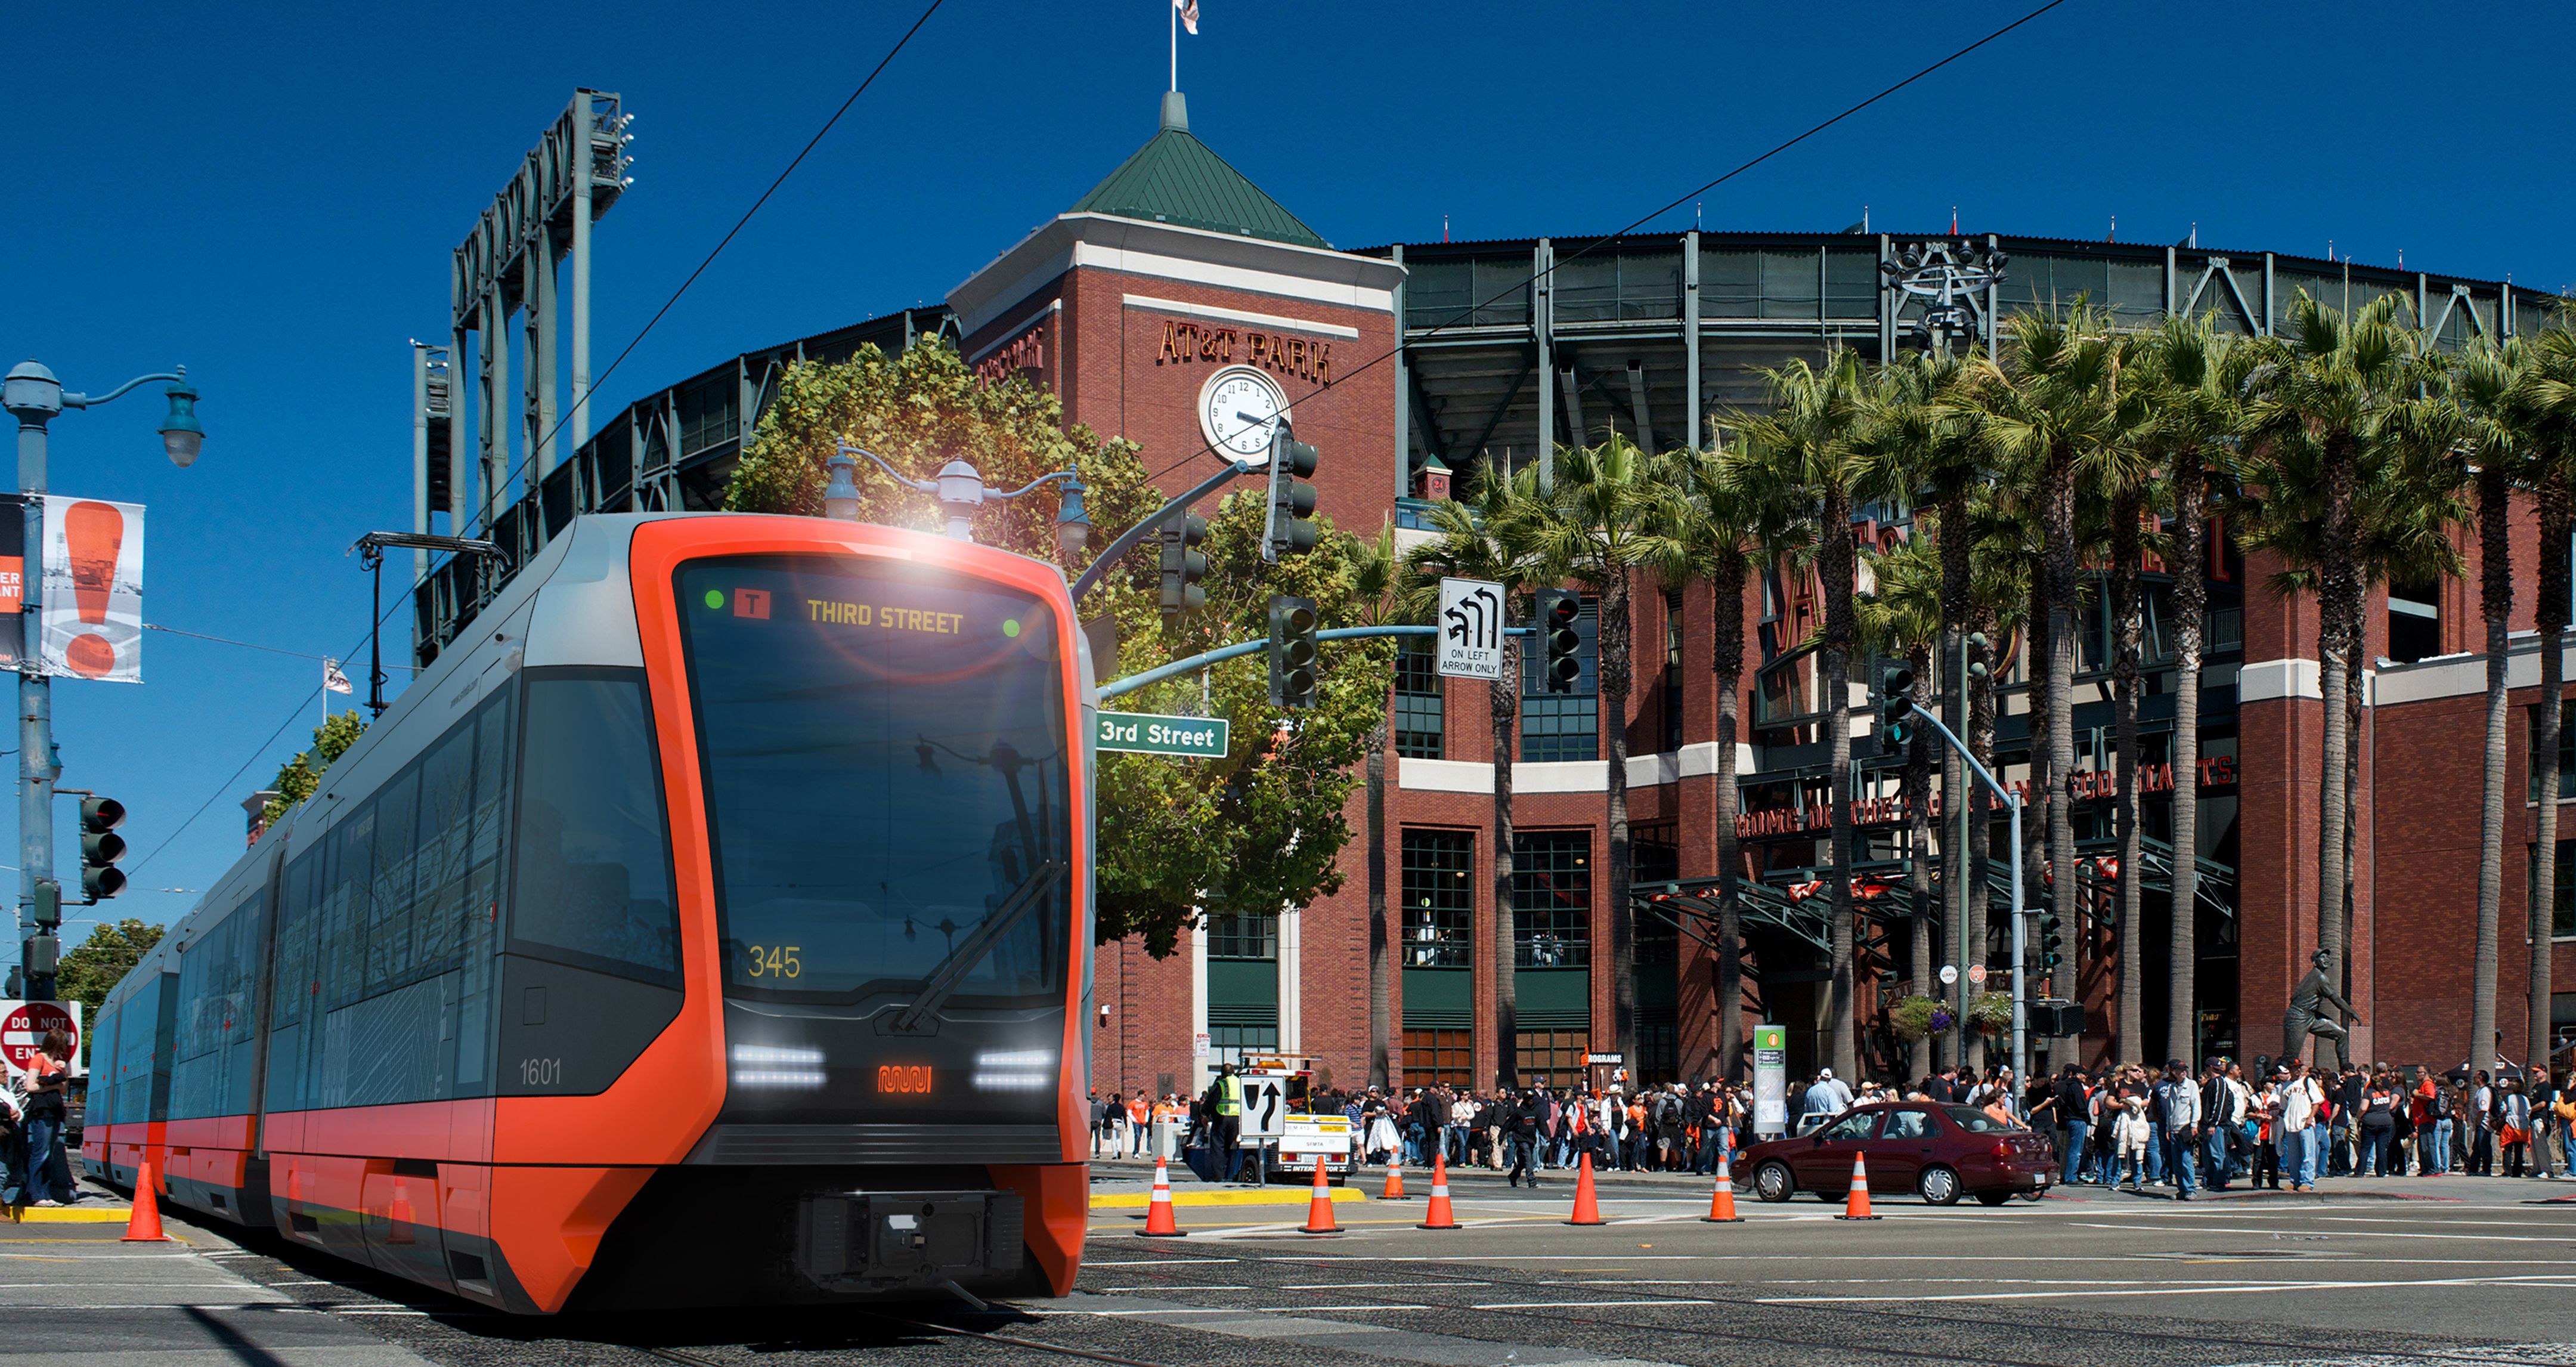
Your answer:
[829,443,1089,556]
[0,360,204,1001]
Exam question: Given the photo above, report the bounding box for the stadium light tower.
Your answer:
[1,359,206,1001]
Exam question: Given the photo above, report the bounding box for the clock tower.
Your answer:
[947,91,1406,518]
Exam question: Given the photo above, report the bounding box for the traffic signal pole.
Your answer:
[14,394,54,1001]
[1900,700,2027,1083]
[1100,625,1532,702]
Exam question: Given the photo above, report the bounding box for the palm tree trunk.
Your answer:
[2043,446,2079,1064]
[1602,575,1637,1072]
[1713,556,1749,1080]
[2532,475,2569,1072]
[1937,491,1973,1074]
[2316,435,2358,989]
[2112,491,2145,1065]
[1823,486,1859,1082]
[2166,449,2206,1066]
[2472,466,2511,1080]
[2015,576,2052,1075]
[1906,645,1936,1057]
[1969,606,2000,1067]
[1493,644,1520,1089]
[1367,718,1391,1090]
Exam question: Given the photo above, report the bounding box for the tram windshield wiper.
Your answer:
[886,859,1067,1035]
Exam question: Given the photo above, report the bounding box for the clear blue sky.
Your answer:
[5,0,2570,937]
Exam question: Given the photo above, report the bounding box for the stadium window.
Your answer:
[1663,589,1685,753]
[1210,1025,1280,1074]
[1515,1029,1590,1087]
[1617,252,1682,321]
[2531,842,2576,939]
[1472,258,1532,327]
[1206,910,1278,960]
[1555,255,1620,323]
[1522,594,1599,762]
[1402,1027,1471,1088]
[2530,700,2576,804]
[1825,249,1878,318]
[1402,828,1476,968]
[1634,824,1680,967]
[1406,259,1472,330]
[1394,636,1444,759]
[1512,830,1590,969]
[510,670,682,986]
[2387,577,2442,664]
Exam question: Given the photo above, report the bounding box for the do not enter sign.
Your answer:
[1,1001,75,1074]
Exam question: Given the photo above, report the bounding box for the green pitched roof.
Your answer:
[1067,94,1329,249]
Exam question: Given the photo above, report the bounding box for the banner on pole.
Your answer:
[41,496,144,683]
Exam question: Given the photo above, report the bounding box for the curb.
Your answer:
[1092,1187,1368,1210]
[8,1206,133,1224]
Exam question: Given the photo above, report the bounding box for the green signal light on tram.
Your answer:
[1002,618,1021,638]
[703,589,726,610]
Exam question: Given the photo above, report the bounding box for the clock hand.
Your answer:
[1236,412,1274,426]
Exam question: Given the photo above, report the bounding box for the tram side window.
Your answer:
[112,974,163,1125]
[368,769,421,992]
[324,800,374,1007]
[509,670,679,986]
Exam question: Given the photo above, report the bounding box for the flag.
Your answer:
[1175,0,1197,35]
[323,658,352,695]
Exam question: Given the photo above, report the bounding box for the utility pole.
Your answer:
[0,360,203,1001]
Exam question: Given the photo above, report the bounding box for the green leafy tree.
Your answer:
[57,918,163,1017]
[263,710,368,825]
[728,339,1386,958]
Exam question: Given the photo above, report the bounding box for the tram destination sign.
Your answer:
[1096,711,1229,759]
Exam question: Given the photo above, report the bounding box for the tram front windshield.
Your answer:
[676,555,1070,1007]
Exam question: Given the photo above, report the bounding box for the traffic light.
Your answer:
[81,795,126,900]
[1263,419,1320,564]
[1877,663,1915,755]
[1268,595,1319,709]
[1158,514,1209,621]
[1537,589,1582,693]
[2038,910,2063,970]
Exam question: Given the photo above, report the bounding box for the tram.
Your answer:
[80,514,1098,1312]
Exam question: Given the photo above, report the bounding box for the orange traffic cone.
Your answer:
[1417,1153,1460,1230]
[1382,1158,1408,1201]
[122,1150,172,1242]
[387,1180,416,1245]
[1137,1156,1187,1238]
[1562,1152,1605,1226]
[1701,1152,1744,1223]
[1301,1156,1341,1235]
[1834,1150,1883,1220]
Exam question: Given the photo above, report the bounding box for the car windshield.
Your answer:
[1947,1105,2021,1132]
[676,555,1070,1006]
[1819,1111,1880,1140]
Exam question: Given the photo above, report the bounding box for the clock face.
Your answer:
[1200,366,1290,460]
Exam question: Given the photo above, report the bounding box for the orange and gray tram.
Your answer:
[81,514,1097,1312]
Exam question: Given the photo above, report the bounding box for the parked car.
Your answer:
[1742,1102,2052,1207]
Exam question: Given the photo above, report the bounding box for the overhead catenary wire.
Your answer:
[117,3,950,887]
[1143,0,2072,485]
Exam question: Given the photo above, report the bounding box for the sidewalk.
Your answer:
[0,1177,435,1365]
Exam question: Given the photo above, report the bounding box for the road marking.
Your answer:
[1761,1271,2576,1304]
[2069,1221,2576,1244]
[1279,1281,1490,1289]
[1086,1258,1240,1266]
[1470,1298,1717,1310]
[1098,1285,1252,1292]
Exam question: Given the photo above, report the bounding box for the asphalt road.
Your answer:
[14,1171,2576,1367]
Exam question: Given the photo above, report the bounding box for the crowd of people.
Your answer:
[1,1028,81,1210]
[1094,1053,2576,1195]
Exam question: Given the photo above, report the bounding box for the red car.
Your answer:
[1743,1102,2054,1207]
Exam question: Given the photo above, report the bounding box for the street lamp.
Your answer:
[831,442,1088,556]
[0,357,206,1003]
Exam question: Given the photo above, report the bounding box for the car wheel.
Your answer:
[1976,1190,2012,1206]
[2018,1189,2046,1203]
[1919,1165,1964,1205]
[1754,1161,1796,1203]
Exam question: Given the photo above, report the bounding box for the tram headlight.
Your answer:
[732,1044,826,1089]
[972,1048,1055,1092]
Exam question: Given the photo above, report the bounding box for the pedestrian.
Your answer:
[2500,1076,2532,1178]
[2153,1060,2202,1200]
[2051,1065,2092,1185]
[2280,1062,2321,1191]
[2247,1071,2283,1189]
[2199,1059,2236,1191]
[1507,1087,1543,1187]
[2361,1071,2398,1176]
[2111,1080,2153,1191]
[2549,1069,2576,1179]
[2466,1070,2496,1176]
[20,1028,75,1208]
[0,1071,23,1211]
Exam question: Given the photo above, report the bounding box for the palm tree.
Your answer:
[1968,304,2135,1043]
[2518,327,2576,1068]
[1500,436,1661,1070]
[2241,294,2436,1057]
[1857,349,1987,1071]
[2073,360,2159,1066]
[2137,313,2246,1065]
[1856,534,1946,1034]
[1636,441,1785,1079]
[1402,468,1544,1085]
[1730,352,1872,1080]
[1349,518,1414,1089]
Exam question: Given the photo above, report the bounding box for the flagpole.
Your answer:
[1169,0,1177,92]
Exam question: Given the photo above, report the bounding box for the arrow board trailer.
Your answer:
[1278,1112,1354,1182]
